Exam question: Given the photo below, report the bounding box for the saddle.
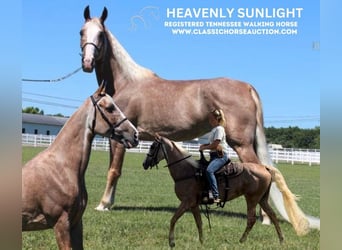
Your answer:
[197,151,243,178]
[196,151,243,206]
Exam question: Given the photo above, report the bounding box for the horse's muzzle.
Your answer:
[142,160,150,170]
[111,131,139,149]
[82,58,94,73]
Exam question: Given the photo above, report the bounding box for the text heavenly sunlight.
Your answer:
[166,8,303,19]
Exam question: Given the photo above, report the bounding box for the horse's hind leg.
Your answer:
[71,220,84,250]
[231,143,260,164]
[259,196,284,243]
[191,205,203,244]
[169,201,189,248]
[239,200,257,243]
[231,143,272,225]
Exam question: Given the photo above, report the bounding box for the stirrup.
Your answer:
[213,198,221,203]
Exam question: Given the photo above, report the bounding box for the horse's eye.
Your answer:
[80,30,83,36]
[106,105,115,113]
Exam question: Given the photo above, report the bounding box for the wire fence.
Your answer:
[22,133,320,166]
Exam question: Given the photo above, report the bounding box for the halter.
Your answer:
[90,94,127,139]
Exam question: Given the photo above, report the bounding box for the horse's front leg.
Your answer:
[54,212,72,250]
[169,201,189,248]
[191,205,203,244]
[96,140,126,211]
[70,219,83,250]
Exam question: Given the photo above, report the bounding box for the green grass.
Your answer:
[22,147,320,249]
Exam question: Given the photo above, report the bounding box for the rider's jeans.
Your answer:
[206,153,229,198]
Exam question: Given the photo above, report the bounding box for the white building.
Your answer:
[22,113,67,135]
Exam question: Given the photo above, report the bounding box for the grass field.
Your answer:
[22,147,320,249]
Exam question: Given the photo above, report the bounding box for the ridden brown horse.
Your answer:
[22,83,139,249]
[79,6,318,230]
[142,135,309,247]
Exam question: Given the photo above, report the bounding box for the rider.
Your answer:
[199,109,229,203]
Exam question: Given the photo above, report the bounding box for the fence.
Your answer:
[22,134,320,166]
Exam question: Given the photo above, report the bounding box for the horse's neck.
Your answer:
[96,29,155,94]
[49,105,94,174]
[165,142,193,178]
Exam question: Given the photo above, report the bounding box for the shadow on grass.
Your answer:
[111,205,288,225]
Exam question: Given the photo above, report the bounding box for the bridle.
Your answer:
[146,139,168,168]
[146,139,192,169]
[80,27,107,63]
[90,94,127,140]
[81,42,102,56]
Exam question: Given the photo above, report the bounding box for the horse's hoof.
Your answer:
[239,237,247,243]
[169,241,175,248]
[95,205,110,211]
[261,217,271,225]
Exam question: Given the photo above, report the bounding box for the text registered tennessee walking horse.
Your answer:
[142,136,309,247]
[79,6,319,230]
[22,83,139,249]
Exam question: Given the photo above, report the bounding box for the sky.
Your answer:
[22,0,320,128]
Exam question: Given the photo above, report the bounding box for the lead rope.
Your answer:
[22,67,82,83]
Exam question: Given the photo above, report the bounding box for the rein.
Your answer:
[90,94,127,138]
[150,140,192,169]
[162,155,192,169]
[148,140,196,182]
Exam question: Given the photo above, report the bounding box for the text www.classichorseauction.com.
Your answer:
[164,7,303,36]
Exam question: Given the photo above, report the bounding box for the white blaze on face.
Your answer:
[82,21,102,71]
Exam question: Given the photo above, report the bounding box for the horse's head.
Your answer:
[142,135,169,170]
[80,6,108,73]
[90,82,139,148]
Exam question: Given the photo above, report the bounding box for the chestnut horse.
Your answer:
[79,6,319,231]
[22,83,139,249]
[142,136,289,247]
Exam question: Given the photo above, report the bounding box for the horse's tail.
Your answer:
[267,165,310,236]
[250,86,319,234]
[249,86,273,166]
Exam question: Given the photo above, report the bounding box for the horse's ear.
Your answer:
[95,80,106,96]
[84,5,91,21]
[100,7,108,24]
[155,133,161,141]
[100,80,107,95]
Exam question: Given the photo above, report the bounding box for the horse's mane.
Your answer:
[104,28,156,81]
[171,141,199,169]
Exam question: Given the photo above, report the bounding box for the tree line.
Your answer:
[265,126,320,149]
[22,107,65,117]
